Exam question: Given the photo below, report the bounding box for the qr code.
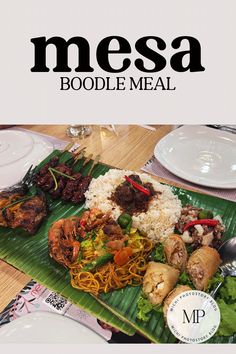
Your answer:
[44,292,69,314]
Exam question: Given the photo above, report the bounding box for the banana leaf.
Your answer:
[0,150,134,336]
[0,149,235,343]
[98,187,236,343]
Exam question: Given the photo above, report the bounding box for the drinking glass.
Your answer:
[66,125,92,139]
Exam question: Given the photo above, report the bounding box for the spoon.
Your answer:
[211,237,236,298]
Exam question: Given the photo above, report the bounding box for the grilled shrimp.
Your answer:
[48,217,80,267]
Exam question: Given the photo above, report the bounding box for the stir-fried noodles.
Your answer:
[70,233,153,296]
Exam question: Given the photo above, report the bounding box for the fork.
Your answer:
[2,165,35,192]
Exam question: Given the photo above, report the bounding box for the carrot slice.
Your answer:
[114,247,133,266]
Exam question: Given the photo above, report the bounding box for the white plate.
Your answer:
[0,130,34,167]
[0,311,107,343]
[0,129,54,190]
[154,126,236,189]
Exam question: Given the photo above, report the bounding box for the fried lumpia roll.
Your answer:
[163,285,191,320]
[164,234,188,272]
[143,262,180,305]
[187,246,221,290]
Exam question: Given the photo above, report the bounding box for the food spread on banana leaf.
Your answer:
[48,208,154,295]
[0,149,234,342]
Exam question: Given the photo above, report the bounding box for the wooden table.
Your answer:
[0,124,181,312]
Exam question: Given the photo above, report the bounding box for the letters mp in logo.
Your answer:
[167,291,220,344]
[183,309,205,324]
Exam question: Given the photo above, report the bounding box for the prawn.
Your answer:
[48,217,81,267]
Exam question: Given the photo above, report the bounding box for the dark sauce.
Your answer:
[110,174,159,215]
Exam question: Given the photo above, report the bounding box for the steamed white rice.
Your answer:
[85,169,182,242]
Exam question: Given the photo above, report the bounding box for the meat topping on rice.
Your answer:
[85,169,182,243]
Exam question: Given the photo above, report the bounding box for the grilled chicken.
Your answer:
[0,190,25,227]
[0,192,47,234]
